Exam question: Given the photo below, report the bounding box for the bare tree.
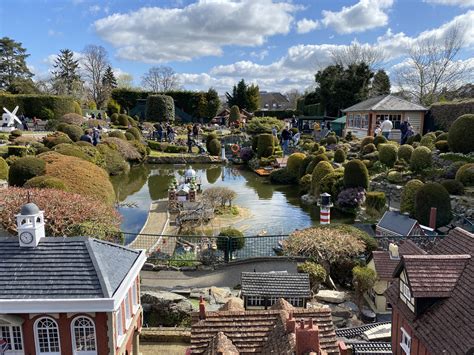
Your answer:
[81,45,110,108]
[117,73,134,89]
[396,23,469,105]
[286,89,303,109]
[330,41,385,69]
[141,65,180,92]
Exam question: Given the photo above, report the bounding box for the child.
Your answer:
[374,123,381,136]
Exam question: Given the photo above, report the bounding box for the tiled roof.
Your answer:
[190,303,339,354]
[376,211,417,236]
[241,272,311,298]
[0,236,142,299]
[336,322,391,339]
[203,332,239,355]
[351,342,392,354]
[385,227,474,354]
[342,94,427,112]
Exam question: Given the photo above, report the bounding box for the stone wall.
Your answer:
[369,181,403,205]
[147,155,222,164]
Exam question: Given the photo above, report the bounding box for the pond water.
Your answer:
[111,164,354,244]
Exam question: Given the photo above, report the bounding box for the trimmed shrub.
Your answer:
[145,94,175,122]
[299,156,314,178]
[126,127,141,140]
[305,154,329,175]
[107,99,120,116]
[387,170,403,183]
[415,183,452,228]
[326,135,337,145]
[43,132,73,148]
[24,176,67,190]
[344,159,369,189]
[217,227,245,261]
[118,114,129,126]
[57,123,83,142]
[320,171,344,197]
[246,116,284,134]
[311,143,321,152]
[102,137,142,162]
[269,168,295,184]
[298,261,327,291]
[208,139,221,156]
[311,161,334,195]
[10,130,22,138]
[420,133,436,150]
[436,132,448,142]
[400,179,424,216]
[410,146,432,171]
[164,145,188,154]
[229,105,240,123]
[361,143,376,155]
[97,144,130,176]
[0,157,8,180]
[334,149,346,163]
[73,101,82,115]
[287,153,306,177]
[39,107,54,120]
[455,163,474,187]
[60,113,85,126]
[365,191,386,211]
[407,133,422,145]
[373,135,387,146]
[441,179,464,195]
[7,146,28,157]
[398,144,414,162]
[299,174,312,194]
[8,157,46,186]
[239,147,254,162]
[435,140,449,152]
[124,132,134,140]
[256,133,274,158]
[448,114,474,153]
[53,143,105,167]
[378,144,398,167]
[110,113,119,123]
[109,130,126,140]
[360,136,374,148]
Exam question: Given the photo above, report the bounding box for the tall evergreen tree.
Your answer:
[0,37,34,92]
[102,65,117,89]
[52,49,82,96]
[246,83,260,112]
[225,79,259,112]
[205,88,220,119]
[371,69,391,97]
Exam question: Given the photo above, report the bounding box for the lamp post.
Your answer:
[317,192,333,225]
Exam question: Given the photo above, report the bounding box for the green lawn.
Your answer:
[149,147,200,157]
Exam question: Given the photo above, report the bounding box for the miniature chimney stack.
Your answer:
[389,243,400,260]
[286,312,296,333]
[338,341,349,355]
[429,207,437,230]
[199,296,206,320]
[296,318,320,355]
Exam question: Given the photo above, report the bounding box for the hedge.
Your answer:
[447,114,474,154]
[344,159,369,189]
[287,153,306,177]
[365,191,386,211]
[303,103,323,116]
[8,157,46,186]
[430,99,474,131]
[7,146,28,157]
[145,95,175,122]
[0,157,8,180]
[254,109,301,119]
[0,94,77,120]
[415,183,452,228]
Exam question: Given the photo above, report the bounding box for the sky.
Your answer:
[1,0,473,94]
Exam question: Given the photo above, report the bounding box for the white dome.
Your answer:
[185,167,196,178]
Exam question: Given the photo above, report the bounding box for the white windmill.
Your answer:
[1,106,22,132]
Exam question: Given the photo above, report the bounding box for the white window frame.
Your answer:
[115,306,125,347]
[400,327,411,354]
[131,281,139,315]
[34,317,61,355]
[247,296,263,307]
[0,324,24,354]
[400,280,411,303]
[71,316,97,355]
[124,292,132,328]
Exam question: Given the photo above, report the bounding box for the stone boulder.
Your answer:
[315,290,347,304]
[189,286,233,305]
[141,291,196,327]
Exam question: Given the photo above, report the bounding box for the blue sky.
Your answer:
[1,0,473,93]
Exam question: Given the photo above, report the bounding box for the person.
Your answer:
[291,115,297,128]
[154,123,163,141]
[380,116,393,139]
[320,121,328,140]
[97,112,102,120]
[192,123,199,140]
[281,127,291,156]
[21,115,29,131]
[80,130,93,144]
[405,123,414,142]
[187,127,193,153]
[91,113,95,119]
[400,117,409,144]
[292,132,301,146]
[271,126,278,137]
[92,127,101,146]
[326,121,331,132]
[312,121,320,141]
[374,123,382,136]
[167,124,175,142]
[32,116,39,130]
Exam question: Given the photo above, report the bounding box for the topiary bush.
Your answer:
[360,136,374,148]
[297,261,327,291]
[436,132,448,142]
[319,171,344,198]
[344,159,369,189]
[43,132,73,148]
[208,139,221,156]
[311,161,334,195]
[256,133,274,158]
[398,144,414,162]
[0,157,8,180]
[299,174,312,194]
[434,140,449,153]
[97,144,130,176]
[102,137,142,162]
[334,149,346,163]
[299,155,313,178]
[60,113,85,126]
[420,133,436,150]
[24,176,67,191]
[373,135,387,146]
[448,114,474,154]
[410,146,432,171]
[246,116,284,134]
[57,123,83,142]
[7,146,28,157]
[378,144,398,167]
[269,168,295,185]
[8,157,46,186]
[108,130,126,140]
[455,163,474,187]
[415,182,452,228]
[305,154,329,175]
[441,179,464,195]
[110,113,119,124]
[311,143,320,153]
[361,143,376,155]
[400,179,424,216]
[126,127,141,140]
[145,94,175,122]
[217,227,245,261]
[387,170,403,184]
[287,153,306,177]
[365,191,386,211]
[117,113,129,126]
[125,132,135,141]
[326,135,337,145]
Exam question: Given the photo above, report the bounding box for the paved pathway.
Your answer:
[140,259,298,290]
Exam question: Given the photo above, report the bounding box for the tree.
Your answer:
[352,266,376,311]
[141,65,180,92]
[371,70,391,97]
[51,49,82,97]
[102,66,117,89]
[0,37,34,92]
[247,83,260,112]
[225,79,260,112]
[286,89,303,109]
[329,41,384,70]
[396,23,469,105]
[116,73,134,89]
[229,105,240,123]
[81,45,110,108]
[205,88,220,119]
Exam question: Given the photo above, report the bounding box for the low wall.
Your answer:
[140,327,191,343]
[147,155,223,164]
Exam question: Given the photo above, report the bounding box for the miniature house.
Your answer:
[376,211,426,237]
[0,203,147,355]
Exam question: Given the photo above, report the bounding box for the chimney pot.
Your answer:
[429,207,437,229]
[308,318,313,329]
[199,297,206,320]
[300,319,305,329]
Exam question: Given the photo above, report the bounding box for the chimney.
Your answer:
[388,243,399,260]
[429,207,437,229]
[296,318,320,355]
[338,341,348,355]
[199,296,206,320]
[286,312,296,333]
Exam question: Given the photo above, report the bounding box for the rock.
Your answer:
[189,287,209,300]
[315,290,347,304]
[209,286,232,304]
[301,194,318,205]
[332,316,348,328]
[141,290,186,303]
[153,264,168,271]
[342,301,359,314]
[141,291,195,327]
[327,304,352,319]
[142,262,155,271]
[180,266,196,271]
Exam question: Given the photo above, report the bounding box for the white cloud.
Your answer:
[89,5,101,14]
[296,18,320,34]
[47,29,63,37]
[322,0,393,34]
[94,0,299,63]
[424,0,474,7]
[249,49,269,60]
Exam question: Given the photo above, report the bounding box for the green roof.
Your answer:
[333,116,346,123]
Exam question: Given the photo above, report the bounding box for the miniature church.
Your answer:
[168,167,198,210]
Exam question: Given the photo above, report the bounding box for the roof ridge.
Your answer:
[372,94,392,110]
[89,237,141,254]
[85,239,111,298]
[403,254,471,260]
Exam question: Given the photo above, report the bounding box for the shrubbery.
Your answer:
[360,136,374,148]
[7,146,28,157]
[378,144,398,167]
[441,179,464,195]
[361,143,376,155]
[97,144,129,176]
[305,154,329,175]
[246,117,284,134]
[103,137,143,162]
[420,133,436,150]
[415,182,452,228]
[410,146,432,171]
[398,144,414,162]
[57,123,83,142]
[256,133,274,158]
[435,140,449,152]
[387,170,403,183]
[373,135,387,146]
[109,130,126,140]
[217,227,245,261]
[400,179,424,216]
[145,94,175,122]
[326,135,337,145]
[299,174,312,194]
[287,153,306,177]
[24,176,67,190]
[269,168,295,184]
[208,139,221,156]
[344,159,369,189]
[60,113,84,126]
[297,261,326,291]
[8,157,46,186]
[126,127,141,140]
[455,163,473,187]
[337,187,366,210]
[43,132,73,148]
[0,94,77,119]
[365,191,386,211]
[311,161,334,195]
[0,157,9,180]
[319,171,344,197]
[448,114,474,154]
[334,149,346,163]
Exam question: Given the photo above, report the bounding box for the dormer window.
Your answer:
[399,269,415,312]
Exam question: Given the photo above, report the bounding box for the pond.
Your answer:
[111,164,354,244]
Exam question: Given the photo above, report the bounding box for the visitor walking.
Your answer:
[281,127,291,156]
[92,127,101,146]
[400,117,409,144]
[381,116,393,139]
[374,123,382,136]
[405,123,414,142]
[167,124,175,142]
[320,121,329,140]
[21,116,29,131]
[32,116,38,130]
[80,130,93,144]
[193,123,199,141]
[271,126,278,137]
[187,127,193,153]
[154,123,163,141]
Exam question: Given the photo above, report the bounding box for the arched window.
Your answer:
[71,316,97,355]
[34,317,61,355]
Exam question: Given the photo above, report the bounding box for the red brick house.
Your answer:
[386,227,474,354]
[0,203,147,355]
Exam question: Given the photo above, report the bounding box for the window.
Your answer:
[348,113,369,129]
[124,293,132,327]
[400,327,411,354]
[400,279,411,303]
[287,297,304,307]
[132,281,138,307]
[35,317,61,355]
[116,307,123,337]
[0,325,23,351]
[247,296,263,306]
[71,317,97,355]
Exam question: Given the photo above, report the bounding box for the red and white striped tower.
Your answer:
[317,193,333,225]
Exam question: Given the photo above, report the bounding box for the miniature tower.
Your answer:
[168,183,177,210]
[189,183,196,202]
[317,193,333,225]
[16,202,45,247]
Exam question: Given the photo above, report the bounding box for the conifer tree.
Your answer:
[52,49,82,96]
[102,65,117,89]
[371,69,391,96]
[0,37,34,92]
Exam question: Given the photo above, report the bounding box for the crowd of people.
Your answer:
[374,116,414,144]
